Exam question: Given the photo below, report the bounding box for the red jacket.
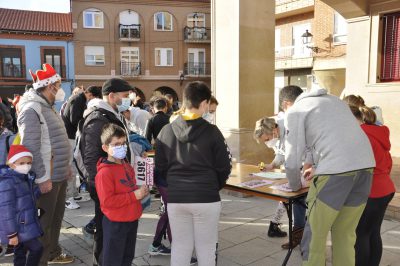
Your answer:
[361,124,395,198]
[95,158,142,222]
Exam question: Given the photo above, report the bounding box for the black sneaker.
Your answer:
[5,245,14,257]
[190,257,197,265]
[84,219,96,235]
[267,221,287,238]
[148,244,171,256]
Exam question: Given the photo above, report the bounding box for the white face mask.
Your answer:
[203,112,215,123]
[265,138,279,149]
[14,164,32,175]
[129,93,136,101]
[117,98,131,113]
[55,88,66,102]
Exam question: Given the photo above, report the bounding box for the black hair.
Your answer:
[279,85,304,107]
[183,81,211,109]
[85,86,102,99]
[153,97,167,110]
[100,123,126,145]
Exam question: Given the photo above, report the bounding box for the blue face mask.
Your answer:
[117,98,131,113]
[110,144,127,159]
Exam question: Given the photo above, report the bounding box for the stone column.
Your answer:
[212,0,276,164]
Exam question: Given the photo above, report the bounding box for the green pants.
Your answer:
[301,169,372,266]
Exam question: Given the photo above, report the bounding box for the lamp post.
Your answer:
[301,30,319,53]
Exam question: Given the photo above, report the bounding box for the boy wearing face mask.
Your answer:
[95,124,149,266]
[0,145,43,266]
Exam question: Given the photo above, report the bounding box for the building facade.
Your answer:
[0,8,74,103]
[274,0,348,111]
[72,0,211,102]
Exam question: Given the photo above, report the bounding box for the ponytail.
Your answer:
[359,106,376,125]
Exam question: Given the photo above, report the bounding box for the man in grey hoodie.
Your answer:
[281,87,375,266]
[18,64,73,265]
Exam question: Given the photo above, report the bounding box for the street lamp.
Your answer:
[301,30,319,53]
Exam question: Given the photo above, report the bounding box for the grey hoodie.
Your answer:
[18,89,71,183]
[284,89,375,191]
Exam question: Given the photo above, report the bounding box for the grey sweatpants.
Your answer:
[168,202,221,266]
[38,180,67,266]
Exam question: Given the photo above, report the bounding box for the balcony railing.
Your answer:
[184,26,211,43]
[184,62,211,76]
[275,46,313,69]
[120,62,141,76]
[119,24,141,41]
[1,63,25,78]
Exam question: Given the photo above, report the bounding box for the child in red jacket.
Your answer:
[95,123,149,266]
[349,105,395,266]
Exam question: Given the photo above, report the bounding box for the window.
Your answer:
[83,9,104,28]
[187,13,205,28]
[155,48,173,66]
[333,12,347,44]
[292,23,311,58]
[381,12,400,82]
[43,49,62,76]
[0,48,23,78]
[84,46,105,66]
[154,12,173,31]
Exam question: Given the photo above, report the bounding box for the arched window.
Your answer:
[154,12,173,31]
[83,8,104,28]
[119,10,140,39]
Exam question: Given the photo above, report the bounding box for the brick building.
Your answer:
[274,0,347,110]
[71,0,211,103]
[0,8,75,101]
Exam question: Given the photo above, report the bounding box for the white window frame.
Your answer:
[275,29,281,55]
[83,9,104,29]
[84,46,105,66]
[155,48,173,67]
[333,12,347,44]
[154,12,173,31]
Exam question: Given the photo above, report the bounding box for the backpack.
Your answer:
[0,131,16,165]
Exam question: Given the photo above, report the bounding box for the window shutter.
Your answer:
[381,12,400,82]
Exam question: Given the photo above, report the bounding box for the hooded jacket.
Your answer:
[17,89,71,183]
[361,124,395,198]
[95,158,142,222]
[155,115,232,204]
[81,99,131,193]
[0,166,42,244]
[284,89,375,191]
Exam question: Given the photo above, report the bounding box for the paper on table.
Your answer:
[270,182,293,192]
[251,172,286,179]
[239,179,273,189]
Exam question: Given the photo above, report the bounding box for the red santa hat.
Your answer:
[7,145,33,164]
[30,63,61,90]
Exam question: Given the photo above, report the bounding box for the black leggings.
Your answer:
[355,192,394,266]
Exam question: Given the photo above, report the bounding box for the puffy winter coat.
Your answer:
[17,89,71,183]
[0,166,42,244]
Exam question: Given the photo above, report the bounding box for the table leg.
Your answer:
[282,200,293,266]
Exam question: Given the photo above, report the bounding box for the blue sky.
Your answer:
[0,0,70,13]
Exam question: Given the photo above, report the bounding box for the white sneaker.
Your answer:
[73,192,91,203]
[65,198,80,209]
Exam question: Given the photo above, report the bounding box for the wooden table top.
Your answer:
[225,163,309,202]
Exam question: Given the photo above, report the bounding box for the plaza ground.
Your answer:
[1,191,400,266]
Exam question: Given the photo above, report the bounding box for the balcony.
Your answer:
[275,46,313,70]
[184,62,211,76]
[184,26,211,43]
[275,0,314,19]
[120,62,141,76]
[1,63,25,78]
[119,24,141,41]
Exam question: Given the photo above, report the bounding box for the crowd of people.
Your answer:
[0,62,395,266]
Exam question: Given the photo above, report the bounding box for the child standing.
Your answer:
[349,105,396,266]
[0,145,43,266]
[95,123,149,266]
[145,97,170,145]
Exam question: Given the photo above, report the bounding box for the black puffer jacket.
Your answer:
[61,93,87,139]
[155,115,232,203]
[81,102,131,195]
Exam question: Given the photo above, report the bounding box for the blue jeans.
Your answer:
[293,196,306,228]
[14,238,43,266]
